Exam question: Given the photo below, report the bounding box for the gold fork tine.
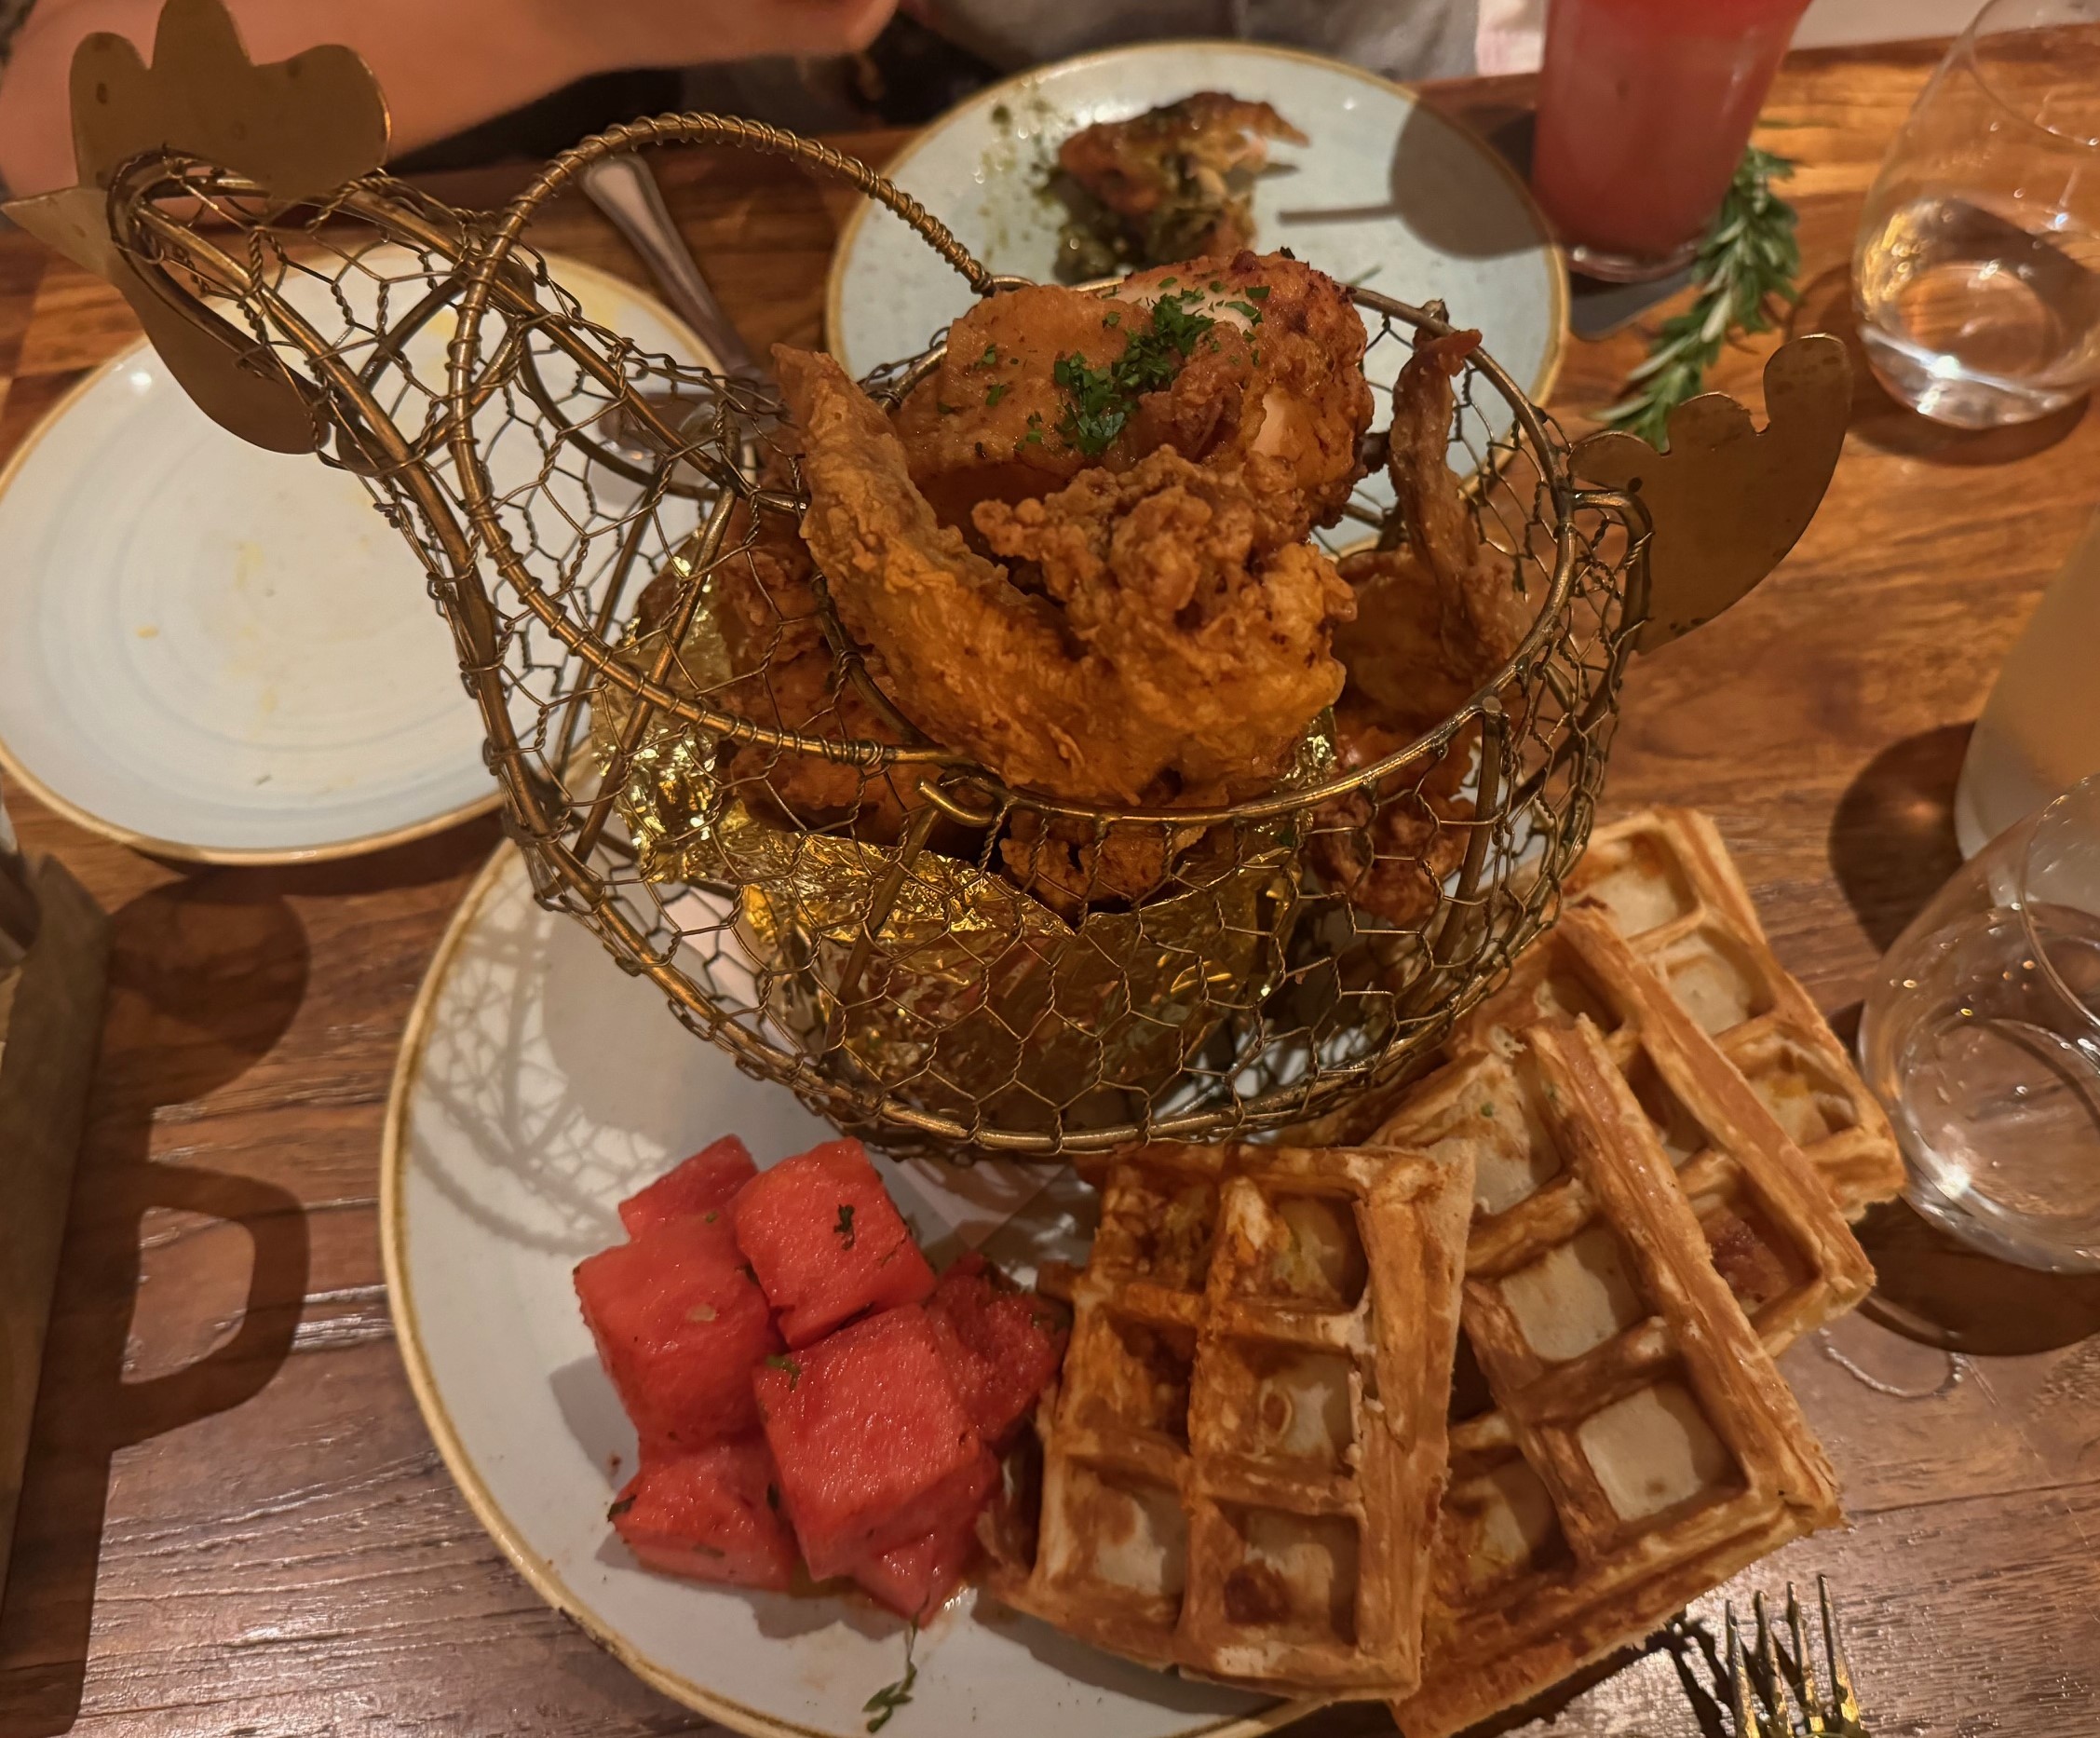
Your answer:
[1753,1591,1793,1735]
[1725,1602,1768,1738]
[1787,1582,1830,1733]
[1820,1574,1867,1731]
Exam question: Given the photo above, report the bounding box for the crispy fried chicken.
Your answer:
[635,505,920,838]
[779,344,1354,809]
[1050,92,1305,279]
[893,251,1371,545]
[1311,328,1540,928]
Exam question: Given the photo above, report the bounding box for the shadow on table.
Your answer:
[1788,264,2091,463]
[1827,721,1971,957]
[1856,1199,2100,1353]
[0,876,313,1735]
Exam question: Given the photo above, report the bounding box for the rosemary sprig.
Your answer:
[1595,144,1803,449]
[863,1623,919,1733]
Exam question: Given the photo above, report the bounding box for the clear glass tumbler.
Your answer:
[1859,774,2100,1270]
[1852,0,2100,428]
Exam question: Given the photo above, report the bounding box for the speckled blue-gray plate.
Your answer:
[827,42,1565,399]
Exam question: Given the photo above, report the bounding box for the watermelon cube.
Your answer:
[610,1435,797,1592]
[731,1139,935,1347]
[924,1254,1070,1445]
[619,1134,758,1236]
[576,1218,779,1452]
[755,1305,993,1579]
[847,1513,980,1618]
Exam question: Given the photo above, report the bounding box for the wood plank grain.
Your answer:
[0,860,108,1600]
[0,41,2095,1738]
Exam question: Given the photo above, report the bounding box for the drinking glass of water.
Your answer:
[1859,774,2100,1270]
[1851,0,2100,428]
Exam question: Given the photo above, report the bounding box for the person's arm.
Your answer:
[0,0,898,194]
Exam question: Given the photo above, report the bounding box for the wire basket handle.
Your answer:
[485,115,997,304]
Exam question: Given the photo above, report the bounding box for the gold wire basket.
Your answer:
[24,1,1849,1157]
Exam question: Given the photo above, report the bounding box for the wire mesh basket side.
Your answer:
[103,129,1650,1157]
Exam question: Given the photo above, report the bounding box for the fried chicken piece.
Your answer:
[1331,330,1538,734]
[1311,329,1540,928]
[1312,702,1476,930]
[779,344,1354,808]
[1052,92,1305,278]
[996,812,1204,918]
[634,506,920,838]
[893,251,1371,545]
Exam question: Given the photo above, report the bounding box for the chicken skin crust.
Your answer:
[778,344,1354,808]
[1312,328,1540,928]
[892,251,1372,546]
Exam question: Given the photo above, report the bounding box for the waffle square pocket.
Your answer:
[1554,807,1904,1216]
[1386,1017,1843,1738]
[987,1140,1473,1695]
[1422,902,1876,1354]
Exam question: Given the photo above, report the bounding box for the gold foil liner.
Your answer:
[745,828,1300,1139]
[591,595,1313,1141]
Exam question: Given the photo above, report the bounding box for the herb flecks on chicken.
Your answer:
[893,252,1372,547]
[1048,91,1305,282]
[777,344,1355,809]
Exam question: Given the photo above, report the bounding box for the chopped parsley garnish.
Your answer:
[1224,298,1264,323]
[984,382,1009,407]
[1050,288,1223,456]
[1247,284,1271,301]
[975,343,998,368]
[764,1352,803,1389]
[1051,353,1130,456]
[835,1202,858,1249]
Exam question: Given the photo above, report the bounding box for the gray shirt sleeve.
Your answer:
[918,0,1479,83]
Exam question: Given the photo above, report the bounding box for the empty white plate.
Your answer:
[0,252,708,862]
[827,42,1566,399]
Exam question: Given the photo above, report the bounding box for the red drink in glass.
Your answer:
[1532,0,1810,280]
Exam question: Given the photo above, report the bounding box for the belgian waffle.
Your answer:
[1384,1017,1844,1738]
[986,1140,1473,1694]
[1417,901,1876,1354]
[1551,807,1904,1217]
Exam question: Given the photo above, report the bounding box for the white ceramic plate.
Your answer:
[827,42,1566,398]
[383,843,1308,1738]
[0,253,709,863]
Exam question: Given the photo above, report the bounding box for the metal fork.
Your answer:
[1723,1577,1870,1738]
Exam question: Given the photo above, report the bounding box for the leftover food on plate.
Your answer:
[1045,93,1306,283]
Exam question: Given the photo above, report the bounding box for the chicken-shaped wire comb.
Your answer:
[20,0,1854,1158]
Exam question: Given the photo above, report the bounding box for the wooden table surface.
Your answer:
[7,37,2100,1738]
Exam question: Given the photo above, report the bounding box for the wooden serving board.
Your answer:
[0,854,108,1595]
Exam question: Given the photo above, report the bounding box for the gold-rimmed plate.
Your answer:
[826,41,1566,401]
[380,840,1316,1738]
[0,252,709,864]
